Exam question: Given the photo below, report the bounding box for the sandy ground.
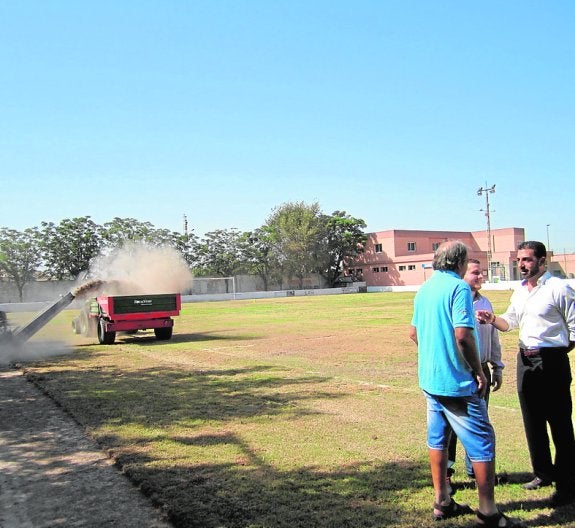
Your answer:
[0,367,174,528]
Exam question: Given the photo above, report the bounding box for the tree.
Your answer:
[240,227,281,291]
[0,228,42,301]
[265,201,323,289]
[316,211,367,287]
[102,217,200,269]
[196,228,247,280]
[172,231,201,269]
[38,217,103,279]
[101,217,158,248]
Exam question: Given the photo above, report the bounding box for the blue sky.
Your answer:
[1,1,574,252]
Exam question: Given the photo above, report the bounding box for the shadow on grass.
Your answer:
[24,363,575,527]
[73,330,259,346]
[131,452,431,528]
[447,474,575,527]
[120,331,259,345]
[504,496,575,527]
[27,364,331,429]
[23,364,435,527]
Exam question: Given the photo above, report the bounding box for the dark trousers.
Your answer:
[447,362,492,474]
[517,348,575,491]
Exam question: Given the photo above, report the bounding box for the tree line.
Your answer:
[0,202,367,301]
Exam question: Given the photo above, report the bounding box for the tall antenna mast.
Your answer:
[477,183,496,281]
[183,214,188,238]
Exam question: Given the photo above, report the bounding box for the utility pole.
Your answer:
[477,184,496,281]
[183,214,188,239]
[546,224,552,270]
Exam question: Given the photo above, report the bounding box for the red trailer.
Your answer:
[73,293,181,344]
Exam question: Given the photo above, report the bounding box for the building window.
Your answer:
[372,267,380,273]
[407,242,416,252]
[432,242,440,251]
[399,265,406,271]
[382,266,388,272]
[408,265,416,271]
[374,243,383,253]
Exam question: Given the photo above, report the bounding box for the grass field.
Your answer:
[14,291,575,527]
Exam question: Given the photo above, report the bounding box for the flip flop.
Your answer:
[476,509,527,527]
[433,499,473,521]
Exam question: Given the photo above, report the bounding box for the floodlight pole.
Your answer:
[546,224,552,268]
[183,214,189,238]
[477,184,496,281]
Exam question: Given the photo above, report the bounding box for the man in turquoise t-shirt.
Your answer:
[409,240,524,527]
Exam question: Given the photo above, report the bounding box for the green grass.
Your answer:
[16,291,575,527]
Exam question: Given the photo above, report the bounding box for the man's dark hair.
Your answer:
[433,240,468,271]
[518,241,547,259]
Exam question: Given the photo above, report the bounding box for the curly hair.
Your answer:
[518,240,546,259]
[433,240,468,272]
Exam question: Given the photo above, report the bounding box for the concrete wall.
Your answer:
[182,282,366,303]
[367,279,575,293]
[0,274,358,311]
[0,281,74,304]
[0,282,367,313]
[1,273,332,304]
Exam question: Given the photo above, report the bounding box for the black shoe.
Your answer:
[522,476,552,490]
[432,499,472,521]
[549,489,575,507]
[475,509,527,528]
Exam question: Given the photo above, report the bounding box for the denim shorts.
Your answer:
[424,391,495,463]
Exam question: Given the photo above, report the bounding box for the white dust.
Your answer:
[0,243,193,364]
[83,242,193,296]
[0,340,71,366]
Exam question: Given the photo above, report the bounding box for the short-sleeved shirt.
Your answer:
[411,269,478,396]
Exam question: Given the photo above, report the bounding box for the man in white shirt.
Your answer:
[477,241,575,507]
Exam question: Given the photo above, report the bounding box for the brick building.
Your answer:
[345,227,526,287]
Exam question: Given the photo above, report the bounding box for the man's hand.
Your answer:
[475,370,488,399]
[475,310,494,325]
[491,368,503,391]
[475,310,510,331]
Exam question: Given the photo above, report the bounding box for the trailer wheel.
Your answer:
[154,327,173,340]
[72,318,81,335]
[87,317,98,338]
[79,311,90,336]
[97,319,116,345]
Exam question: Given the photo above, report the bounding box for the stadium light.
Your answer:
[477,184,496,281]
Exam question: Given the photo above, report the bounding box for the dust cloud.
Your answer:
[0,340,71,366]
[83,242,193,296]
[0,243,193,365]
[0,307,74,365]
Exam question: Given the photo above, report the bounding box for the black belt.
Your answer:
[520,347,541,357]
[520,346,568,357]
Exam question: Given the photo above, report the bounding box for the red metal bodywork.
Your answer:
[96,293,181,333]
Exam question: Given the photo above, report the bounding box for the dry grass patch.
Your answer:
[15,291,575,527]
